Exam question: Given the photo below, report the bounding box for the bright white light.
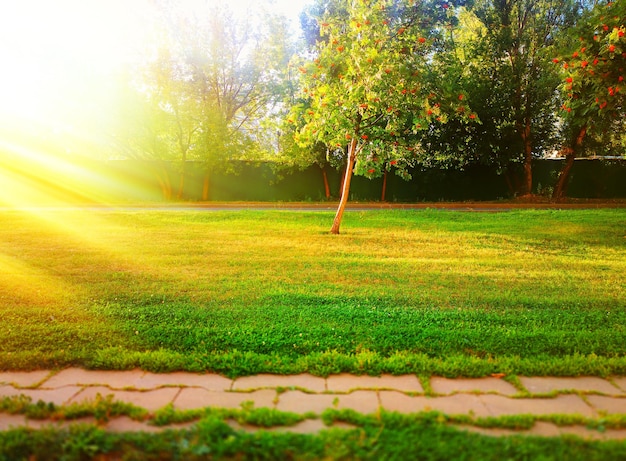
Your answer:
[0,0,309,122]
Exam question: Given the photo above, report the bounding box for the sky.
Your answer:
[0,0,310,124]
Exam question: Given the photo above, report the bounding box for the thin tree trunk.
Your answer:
[177,171,185,200]
[381,169,388,202]
[202,173,210,201]
[552,125,587,200]
[321,165,330,199]
[552,152,575,200]
[155,164,172,200]
[330,137,358,234]
[521,118,533,196]
[503,169,515,196]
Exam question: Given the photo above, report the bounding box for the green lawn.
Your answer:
[0,208,624,377]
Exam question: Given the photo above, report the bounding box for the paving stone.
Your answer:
[0,385,83,406]
[458,425,524,438]
[585,395,626,415]
[430,377,517,396]
[232,374,326,393]
[335,391,380,415]
[137,372,232,391]
[229,418,357,434]
[557,425,613,441]
[481,394,595,417]
[174,389,277,411]
[590,429,626,440]
[612,377,626,393]
[69,386,180,412]
[0,414,29,430]
[326,374,423,393]
[460,422,566,438]
[106,416,172,433]
[262,419,329,434]
[527,421,563,437]
[41,368,145,390]
[380,392,490,417]
[0,370,51,388]
[519,377,621,395]
[276,390,338,414]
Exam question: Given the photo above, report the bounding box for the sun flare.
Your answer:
[0,0,307,208]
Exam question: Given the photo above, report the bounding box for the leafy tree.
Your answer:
[551,0,626,199]
[292,0,464,234]
[461,0,581,196]
[123,3,294,200]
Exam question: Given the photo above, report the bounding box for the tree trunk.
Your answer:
[521,118,533,196]
[381,169,388,202]
[177,172,185,200]
[330,137,358,234]
[155,164,172,200]
[177,152,188,200]
[552,125,587,200]
[202,173,210,201]
[321,165,330,199]
[552,151,575,200]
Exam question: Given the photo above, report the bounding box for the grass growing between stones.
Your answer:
[0,208,624,376]
[1,411,626,460]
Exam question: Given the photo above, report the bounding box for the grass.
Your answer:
[0,208,625,376]
[2,411,626,460]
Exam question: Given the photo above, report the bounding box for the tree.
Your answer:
[552,0,626,199]
[292,0,462,234]
[124,2,295,200]
[463,0,581,196]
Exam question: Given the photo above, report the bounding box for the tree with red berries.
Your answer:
[552,0,626,199]
[291,0,468,234]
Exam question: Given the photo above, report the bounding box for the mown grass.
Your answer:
[0,208,624,376]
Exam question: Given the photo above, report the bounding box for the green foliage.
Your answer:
[292,0,469,181]
[3,411,626,460]
[554,0,626,149]
[0,394,148,424]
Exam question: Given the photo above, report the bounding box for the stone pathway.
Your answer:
[1,369,626,439]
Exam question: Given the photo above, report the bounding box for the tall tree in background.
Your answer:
[292,0,467,234]
[126,3,294,199]
[552,0,626,199]
[447,0,579,197]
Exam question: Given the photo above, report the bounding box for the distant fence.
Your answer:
[7,156,626,204]
[103,158,626,202]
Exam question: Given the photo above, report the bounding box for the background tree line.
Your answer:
[110,0,625,205]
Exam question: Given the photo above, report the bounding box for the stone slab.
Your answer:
[326,374,423,393]
[232,374,326,393]
[69,386,180,412]
[481,394,595,417]
[136,372,232,391]
[276,390,379,415]
[0,385,82,406]
[585,395,626,415]
[0,371,51,388]
[612,377,626,393]
[430,377,517,396]
[106,416,171,433]
[276,390,337,414]
[41,368,145,390]
[557,425,617,440]
[458,421,562,438]
[380,391,490,417]
[334,390,380,414]
[0,414,29,430]
[174,389,277,411]
[519,377,621,395]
